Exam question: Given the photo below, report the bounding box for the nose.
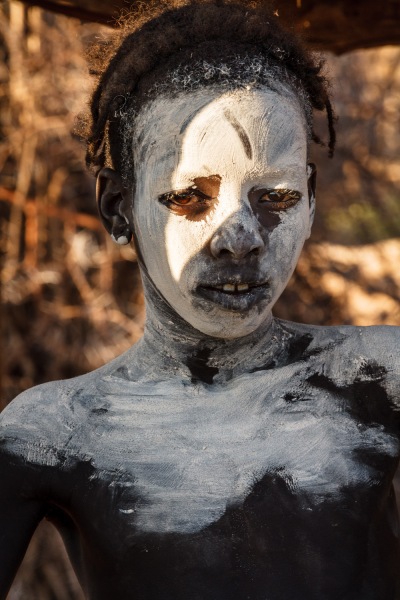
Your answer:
[209,207,265,259]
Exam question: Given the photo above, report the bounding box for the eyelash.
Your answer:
[258,189,302,209]
[158,188,302,211]
[158,189,213,208]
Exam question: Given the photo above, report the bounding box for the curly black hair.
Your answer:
[83,0,336,180]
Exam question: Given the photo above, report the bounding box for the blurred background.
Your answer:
[0,0,399,597]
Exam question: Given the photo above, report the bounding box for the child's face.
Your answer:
[131,87,314,338]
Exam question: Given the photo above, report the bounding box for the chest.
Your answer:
[68,368,400,536]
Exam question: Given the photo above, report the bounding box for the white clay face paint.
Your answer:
[133,87,313,338]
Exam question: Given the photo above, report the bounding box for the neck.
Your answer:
[137,272,289,385]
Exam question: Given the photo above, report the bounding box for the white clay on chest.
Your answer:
[68,366,399,534]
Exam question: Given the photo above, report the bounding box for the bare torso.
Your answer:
[1,320,400,599]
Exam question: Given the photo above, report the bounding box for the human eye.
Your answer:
[258,189,302,210]
[158,188,213,214]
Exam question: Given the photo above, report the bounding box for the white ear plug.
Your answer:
[116,235,130,245]
[111,233,130,245]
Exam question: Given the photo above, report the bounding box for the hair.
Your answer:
[82,0,336,182]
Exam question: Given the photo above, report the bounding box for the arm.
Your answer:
[0,382,70,598]
[0,445,46,598]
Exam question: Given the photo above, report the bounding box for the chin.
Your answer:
[184,305,272,340]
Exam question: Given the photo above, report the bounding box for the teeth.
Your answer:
[214,283,251,293]
[222,283,235,292]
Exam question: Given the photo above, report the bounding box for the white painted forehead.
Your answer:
[132,85,308,150]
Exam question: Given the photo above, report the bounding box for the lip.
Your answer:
[196,281,271,311]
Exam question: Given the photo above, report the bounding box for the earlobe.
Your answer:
[96,168,133,245]
[306,162,317,238]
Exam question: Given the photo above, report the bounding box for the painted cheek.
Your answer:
[262,207,308,267]
[133,172,171,288]
[256,197,309,237]
[248,190,282,232]
[163,188,241,284]
[164,218,210,284]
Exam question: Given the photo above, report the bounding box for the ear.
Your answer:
[96,168,133,245]
[306,162,317,239]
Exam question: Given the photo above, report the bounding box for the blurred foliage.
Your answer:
[0,1,399,598]
[0,1,144,406]
[275,239,400,326]
[0,5,143,596]
[310,46,400,244]
[326,194,400,243]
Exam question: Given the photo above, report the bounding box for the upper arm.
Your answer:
[0,383,74,597]
[0,445,46,598]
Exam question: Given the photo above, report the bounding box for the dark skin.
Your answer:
[1,318,400,599]
[1,110,400,599]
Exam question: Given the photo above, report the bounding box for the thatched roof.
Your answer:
[19,0,400,54]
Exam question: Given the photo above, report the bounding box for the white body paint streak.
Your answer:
[2,324,399,536]
[76,364,400,533]
[132,87,313,338]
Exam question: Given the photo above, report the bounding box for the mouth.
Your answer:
[196,280,271,311]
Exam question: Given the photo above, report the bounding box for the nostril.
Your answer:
[209,224,265,259]
[213,244,262,259]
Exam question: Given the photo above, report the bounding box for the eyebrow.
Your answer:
[223,109,253,160]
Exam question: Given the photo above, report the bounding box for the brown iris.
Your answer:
[258,189,302,209]
[158,175,221,220]
[247,187,302,231]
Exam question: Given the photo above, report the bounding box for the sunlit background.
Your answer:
[0,1,399,597]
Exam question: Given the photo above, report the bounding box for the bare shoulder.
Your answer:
[350,324,400,367]
[0,365,111,468]
[279,319,399,365]
[0,339,150,475]
[277,320,400,410]
[316,323,400,372]
[1,339,143,438]
[344,325,400,395]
